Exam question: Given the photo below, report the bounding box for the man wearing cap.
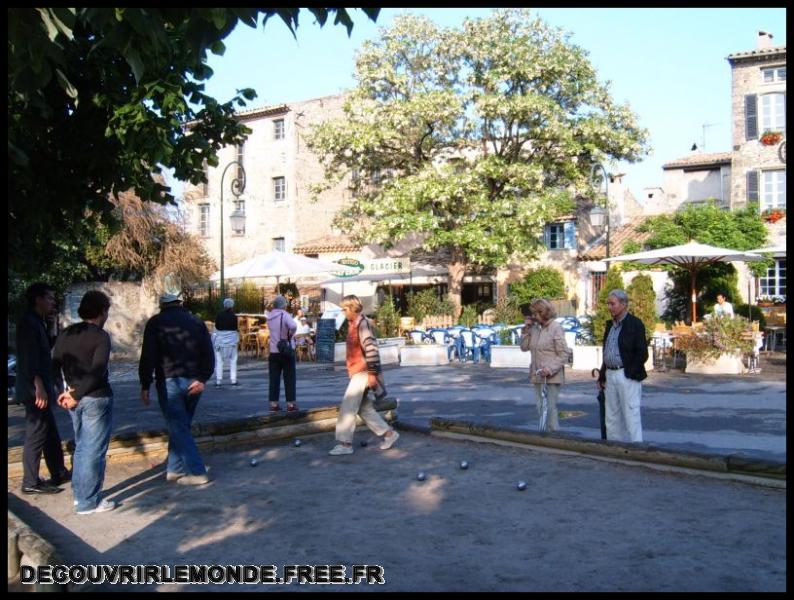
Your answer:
[213,298,239,387]
[139,293,215,485]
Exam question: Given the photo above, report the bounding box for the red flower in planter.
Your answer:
[764,209,786,223]
[760,131,783,146]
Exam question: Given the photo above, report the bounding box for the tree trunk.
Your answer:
[447,248,467,318]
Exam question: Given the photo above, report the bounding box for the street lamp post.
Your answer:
[219,160,247,300]
[589,162,610,258]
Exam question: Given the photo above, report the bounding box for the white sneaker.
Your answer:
[328,444,354,456]
[166,472,184,482]
[379,430,400,450]
[176,474,210,486]
[76,499,116,514]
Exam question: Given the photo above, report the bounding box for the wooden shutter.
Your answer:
[746,170,759,203]
[544,224,550,249]
[745,95,758,140]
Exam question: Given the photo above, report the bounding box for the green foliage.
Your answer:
[509,267,566,305]
[591,267,625,344]
[630,202,770,322]
[236,281,263,314]
[493,296,523,326]
[275,282,300,299]
[307,8,649,312]
[627,274,657,342]
[406,288,453,323]
[661,264,741,324]
[733,304,767,328]
[374,296,400,338]
[459,305,479,328]
[8,8,379,282]
[676,315,755,362]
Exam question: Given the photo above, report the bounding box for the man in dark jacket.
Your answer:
[16,282,70,494]
[597,289,648,442]
[139,294,215,485]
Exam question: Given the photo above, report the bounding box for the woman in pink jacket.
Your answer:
[520,298,570,432]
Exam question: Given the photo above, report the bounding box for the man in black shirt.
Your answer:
[139,293,214,485]
[53,290,116,514]
[16,283,70,494]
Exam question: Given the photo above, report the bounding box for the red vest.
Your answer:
[346,315,367,377]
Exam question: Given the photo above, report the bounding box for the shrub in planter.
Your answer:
[374,297,400,338]
[459,305,478,328]
[675,315,754,362]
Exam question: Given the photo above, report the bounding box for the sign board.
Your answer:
[315,318,337,363]
[331,258,365,278]
[364,257,411,276]
[330,256,412,279]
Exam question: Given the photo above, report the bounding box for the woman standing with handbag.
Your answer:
[266,295,298,412]
[520,298,570,432]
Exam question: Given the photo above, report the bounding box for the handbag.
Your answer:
[276,314,294,357]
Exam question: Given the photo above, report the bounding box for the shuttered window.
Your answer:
[745,94,758,140]
[747,171,759,203]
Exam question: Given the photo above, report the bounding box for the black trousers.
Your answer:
[22,400,67,487]
[268,353,297,405]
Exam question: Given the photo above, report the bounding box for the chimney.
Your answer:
[757,31,774,50]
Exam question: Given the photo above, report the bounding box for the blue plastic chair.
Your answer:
[475,327,496,361]
[458,329,481,363]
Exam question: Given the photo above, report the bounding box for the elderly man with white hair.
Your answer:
[596,289,648,443]
[213,298,239,387]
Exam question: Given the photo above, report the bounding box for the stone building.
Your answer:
[182,94,352,269]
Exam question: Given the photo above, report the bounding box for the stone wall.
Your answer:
[61,282,159,360]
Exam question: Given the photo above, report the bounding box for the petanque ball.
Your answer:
[416,471,426,482]
[293,439,302,447]
[516,481,527,491]
[250,459,258,467]
[360,440,368,447]
[460,461,469,470]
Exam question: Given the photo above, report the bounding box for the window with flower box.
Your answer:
[759,259,786,298]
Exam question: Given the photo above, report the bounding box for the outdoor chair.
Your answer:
[255,327,270,359]
[427,328,455,360]
[458,329,481,363]
[475,327,496,362]
[407,329,428,345]
[294,333,314,362]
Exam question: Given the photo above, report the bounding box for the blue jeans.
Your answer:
[69,396,114,511]
[156,378,206,476]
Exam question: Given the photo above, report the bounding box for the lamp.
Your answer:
[219,160,247,300]
[589,162,610,258]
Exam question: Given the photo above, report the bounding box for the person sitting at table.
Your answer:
[295,316,315,359]
[713,293,734,318]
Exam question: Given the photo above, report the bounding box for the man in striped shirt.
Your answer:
[329,295,398,456]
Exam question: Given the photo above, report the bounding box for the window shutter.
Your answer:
[747,171,759,203]
[745,95,758,140]
[544,225,550,249]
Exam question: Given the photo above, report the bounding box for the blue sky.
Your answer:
[173,7,787,201]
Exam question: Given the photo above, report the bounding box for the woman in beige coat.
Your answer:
[520,298,570,432]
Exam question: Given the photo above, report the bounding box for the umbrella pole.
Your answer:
[690,267,697,324]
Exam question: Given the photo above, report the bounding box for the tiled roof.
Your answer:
[662,152,733,170]
[579,218,653,261]
[727,45,786,61]
[235,103,290,120]
[294,234,361,254]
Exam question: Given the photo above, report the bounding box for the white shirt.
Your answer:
[714,302,734,317]
[296,323,312,336]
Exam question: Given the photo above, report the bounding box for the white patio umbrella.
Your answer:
[603,241,764,323]
[209,250,360,286]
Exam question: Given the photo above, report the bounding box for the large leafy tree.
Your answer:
[8,7,379,286]
[307,9,648,314]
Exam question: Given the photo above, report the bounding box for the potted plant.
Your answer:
[762,208,786,223]
[760,130,783,146]
[676,315,755,374]
[757,294,785,307]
